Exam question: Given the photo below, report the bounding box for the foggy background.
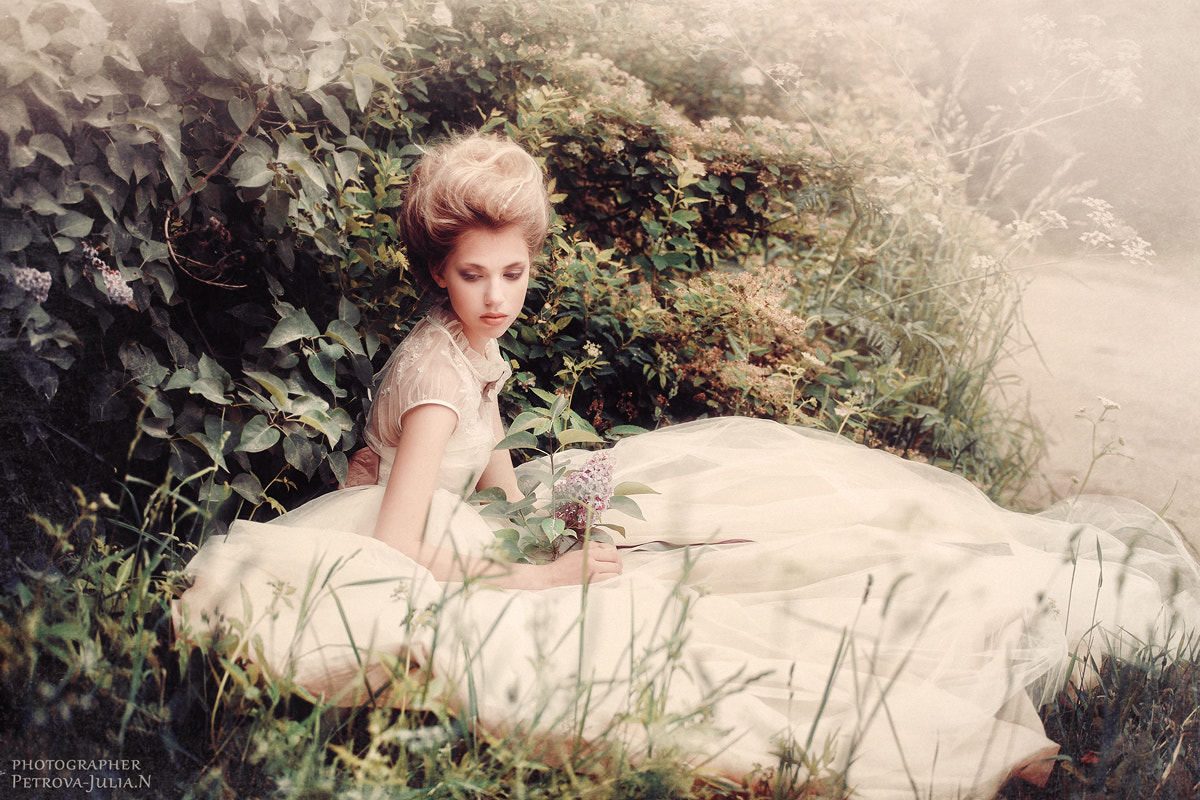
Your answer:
[924,0,1199,264]
[905,0,1199,547]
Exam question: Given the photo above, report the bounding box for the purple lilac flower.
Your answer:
[553,450,615,533]
[81,242,133,305]
[101,268,134,305]
[12,267,52,303]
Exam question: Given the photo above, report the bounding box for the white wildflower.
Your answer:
[1080,230,1113,248]
[970,254,999,273]
[1038,210,1069,230]
[740,66,765,86]
[431,2,453,27]
[1120,235,1155,266]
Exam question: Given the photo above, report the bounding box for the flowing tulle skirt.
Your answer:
[174,418,1200,799]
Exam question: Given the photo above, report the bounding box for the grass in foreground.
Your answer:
[3,492,1199,800]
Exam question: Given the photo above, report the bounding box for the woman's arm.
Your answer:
[372,404,621,589]
[475,401,523,500]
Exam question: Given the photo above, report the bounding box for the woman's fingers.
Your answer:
[543,544,622,587]
[585,543,622,581]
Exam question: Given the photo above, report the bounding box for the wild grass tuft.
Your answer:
[998,636,1200,799]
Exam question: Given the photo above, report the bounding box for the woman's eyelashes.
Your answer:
[456,268,527,282]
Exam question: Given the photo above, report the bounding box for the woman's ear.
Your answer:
[431,265,447,288]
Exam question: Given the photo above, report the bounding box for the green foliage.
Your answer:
[0,493,184,790]
[0,3,1192,798]
[1,0,1067,552]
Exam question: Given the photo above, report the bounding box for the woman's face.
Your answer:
[435,225,531,353]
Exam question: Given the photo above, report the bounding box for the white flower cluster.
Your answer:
[12,266,52,303]
[1078,197,1155,266]
[83,242,134,305]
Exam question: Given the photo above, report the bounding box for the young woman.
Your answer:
[348,132,620,589]
[176,132,1200,799]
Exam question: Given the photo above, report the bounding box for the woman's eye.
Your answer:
[505,271,524,280]
[460,273,480,282]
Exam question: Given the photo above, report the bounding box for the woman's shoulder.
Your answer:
[411,305,510,385]
[380,309,472,388]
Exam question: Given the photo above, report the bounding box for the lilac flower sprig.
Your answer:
[82,241,134,305]
[478,373,656,564]
[11,267,52,304]
[552,451,615,534]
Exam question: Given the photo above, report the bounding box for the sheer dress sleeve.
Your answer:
[364,321,476,450]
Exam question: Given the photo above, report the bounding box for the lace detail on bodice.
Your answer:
[363,305,511,493]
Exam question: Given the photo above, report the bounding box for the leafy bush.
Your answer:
[1,0,1064,553]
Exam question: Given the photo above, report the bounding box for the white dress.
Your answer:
[175,307,1200,800]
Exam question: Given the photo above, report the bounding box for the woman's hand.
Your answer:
[518,543,623,590]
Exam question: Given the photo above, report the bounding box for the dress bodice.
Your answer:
[363,305,511,495]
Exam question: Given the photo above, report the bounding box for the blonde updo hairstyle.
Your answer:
[398,131,552,292]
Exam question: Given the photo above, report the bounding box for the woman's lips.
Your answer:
[480,313,509,327]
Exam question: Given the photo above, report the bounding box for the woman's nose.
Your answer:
[484,276,502,304]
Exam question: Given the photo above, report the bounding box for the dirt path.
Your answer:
[1010,257,1200,558]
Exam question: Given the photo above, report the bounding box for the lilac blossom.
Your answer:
[553,451,615,533]
[12,267,52,303]
[101,268,134,305]
[82,242,133,305]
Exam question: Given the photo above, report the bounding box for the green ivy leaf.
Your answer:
[29,133,73,167]
[299,407,351,447]
[229,152,274,188]
[306,351,337,390]
[316,89,351,135]
[189,378,230,405]
[143,262,177,302]
[607,424,648,438]
[557,427,604,446]
[324,318,365,356]
[508,410,545,433]
[266,310,320,348]
[118,342,168,388]
[283,432,320,478]
[237,416,281,453]
[231,472,264,503]
[164,368,195,391]
[327,450,348,486]
[352,57,396,92]
[613,481,658,496]
[124,107,181,159]
[306,43,347,93]
[186,431,227,471]
[179,3,212,53]
[496,431,539,451]
[55,211,93,238]
[607,495,646,520]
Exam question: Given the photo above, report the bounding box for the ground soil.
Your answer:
[1008,256,1200,560]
